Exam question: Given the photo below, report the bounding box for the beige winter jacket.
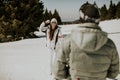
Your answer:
[53,23,119,80]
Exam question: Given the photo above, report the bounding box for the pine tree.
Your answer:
[0,0,4,6]
[0,0,44,39]
[112,4,117,19]
[116,2,120,18]
[106,0,116,19]
[48,11,53,20]
[43,8,49,20]
[0,19,5,41]
[100,4,108,20]
[53,9,62,25]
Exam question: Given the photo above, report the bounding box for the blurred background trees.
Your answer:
[100,0,120,20]
[0,0,62,42]
[0,0,120,42]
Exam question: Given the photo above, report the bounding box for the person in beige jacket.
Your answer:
[53,2,119,80]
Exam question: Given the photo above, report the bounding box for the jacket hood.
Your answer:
[71,23,108,52]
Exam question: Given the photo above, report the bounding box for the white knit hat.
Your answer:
[51,18,57,24]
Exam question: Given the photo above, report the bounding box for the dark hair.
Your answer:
[79,2,100,24]
[49,24,58,41]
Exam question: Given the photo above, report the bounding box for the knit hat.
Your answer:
[79,2,101,24]
[51,18,57,24]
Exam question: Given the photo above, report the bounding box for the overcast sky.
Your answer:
[41,0,120,21]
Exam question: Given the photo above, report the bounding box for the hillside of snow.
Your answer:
[0,19,120,80]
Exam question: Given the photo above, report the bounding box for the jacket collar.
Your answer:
[78,23,99,28]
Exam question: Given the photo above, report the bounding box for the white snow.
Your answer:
[0,19,120,80]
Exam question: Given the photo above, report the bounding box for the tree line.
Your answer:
[100,0,120,20]
[63,0,120,24]
[0,0,62,42]
[0,0,119,42]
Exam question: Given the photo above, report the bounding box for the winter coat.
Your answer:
[40,22,62,50]
[53,23,119,80]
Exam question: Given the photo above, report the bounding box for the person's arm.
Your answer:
[107,42,119,79]
[58,28,62,39]
[39,20,50,33]
[56,29,63,46]
[53,36,71,80]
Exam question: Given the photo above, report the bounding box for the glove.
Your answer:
[45,20,50,26]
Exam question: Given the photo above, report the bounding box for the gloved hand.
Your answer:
[45,20,50,26]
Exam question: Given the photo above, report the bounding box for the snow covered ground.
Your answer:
[0,19,120,80]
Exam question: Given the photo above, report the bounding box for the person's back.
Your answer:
[53,2,119,80]
[68,23,119,80]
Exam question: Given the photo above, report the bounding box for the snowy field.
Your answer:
[0,19,120,80]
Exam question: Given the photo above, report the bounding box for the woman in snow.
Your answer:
[40,18,62,74]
